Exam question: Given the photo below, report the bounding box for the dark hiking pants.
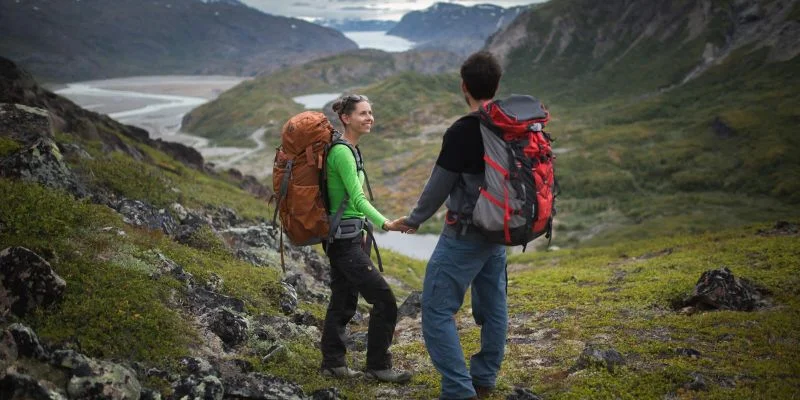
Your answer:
[321,236,398,371]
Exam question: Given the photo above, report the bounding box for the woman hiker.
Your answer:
[319,94,413,383]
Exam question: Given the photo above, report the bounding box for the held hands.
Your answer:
[382,216,417,234]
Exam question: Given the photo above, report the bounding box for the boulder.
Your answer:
[679,267,770,312]
[0,247,66,317]
[0,105,88,198]
[279,282,298,315]
[570,344,625,373]
[6,323,49,361]
[222,372,305,400]
[110,199,178,236]
[171,375,224,400]
[397,291,422,320]
[0,372,66,400]
[180,357,216,377]
[204,308,249,347]
[67,358,141,400]
[189,288,246,314]
[309,388,343,400]
[506,387,543,400]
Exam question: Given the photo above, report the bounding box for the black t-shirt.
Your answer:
[435,115,485,174]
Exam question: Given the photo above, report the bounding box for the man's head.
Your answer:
[460,51,502,102]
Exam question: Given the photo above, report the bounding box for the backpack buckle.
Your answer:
[528,122,543,132]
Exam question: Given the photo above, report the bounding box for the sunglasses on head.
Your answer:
[343,94,368,107]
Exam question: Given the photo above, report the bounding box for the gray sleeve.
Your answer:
[405,165,459,228]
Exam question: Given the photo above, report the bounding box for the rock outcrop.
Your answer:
[0,247,66,317]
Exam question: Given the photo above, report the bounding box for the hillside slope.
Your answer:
[181,49,461,147]
[0,0,357,82]
[1,57,799,400]
[480,0,800,244]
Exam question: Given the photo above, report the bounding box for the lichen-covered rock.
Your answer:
[309,388,343,400]
[292,311,320,328]
[345,331,368,352]
[253,315,320,344]
[180,357,216,377]
[679,267,770,312]
[279,282,298,315]
[189,288,246,314]
[50,349,91,369]
[0,247,66,317]
[222,372,304,400]
[6,323,49,361]
[506,387,543,400]
[139,388,162,400]
[170,375,224,400]
[110,198,178,236]
[0,372,66,400]
[397,291,422,320]
[0,104,88,198]
[204,308,249,347]
[570,344,625,373]
[66,358,141,400]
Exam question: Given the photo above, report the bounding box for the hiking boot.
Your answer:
[320,366,363,379]
[365,368,412,383]
[474,384,494,398]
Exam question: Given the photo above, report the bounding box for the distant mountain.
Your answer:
[181,48,462,147]
[0,0,358,83]
[317,18,398,32]
[485,0,800,102]
[387,2,528,55]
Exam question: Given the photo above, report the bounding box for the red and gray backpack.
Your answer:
[472,94,558,248]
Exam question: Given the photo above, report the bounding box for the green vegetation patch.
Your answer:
[0,136,22,157]
[0,179,195,366]
[501,223,800,399]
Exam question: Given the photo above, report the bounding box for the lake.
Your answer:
[343,31,415,53]
[375,231,440,261]
[292,93,341,109]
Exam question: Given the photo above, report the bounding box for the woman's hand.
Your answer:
[383,217,416,234]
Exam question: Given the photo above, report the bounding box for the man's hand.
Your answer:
[383,217,417,234]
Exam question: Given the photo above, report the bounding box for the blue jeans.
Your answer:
[422,235,507,400]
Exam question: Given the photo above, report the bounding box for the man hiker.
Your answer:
[392,51,507,399]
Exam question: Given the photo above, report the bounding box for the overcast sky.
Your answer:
[240,0,547,21]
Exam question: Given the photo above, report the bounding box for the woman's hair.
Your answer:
[332,94,370,126]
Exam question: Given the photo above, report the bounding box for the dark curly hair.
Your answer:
[460,51,502,100]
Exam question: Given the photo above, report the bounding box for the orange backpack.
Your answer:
[272,111,334,248]
[272,111,381,271]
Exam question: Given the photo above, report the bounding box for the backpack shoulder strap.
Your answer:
[328,138,374,201]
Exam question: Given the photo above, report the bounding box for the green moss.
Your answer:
[0,137,22,157]
[29,255,195,365]
[181,225,228,254]
[153,235,283,316]
[0,179,196,367]
[81,152,179,207]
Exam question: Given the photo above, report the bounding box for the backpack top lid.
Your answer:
[280,111,334,155]
[480,95,550,136]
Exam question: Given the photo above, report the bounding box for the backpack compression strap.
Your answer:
[272,159,293,224]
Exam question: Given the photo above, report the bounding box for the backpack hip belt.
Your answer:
[332,218,365,240]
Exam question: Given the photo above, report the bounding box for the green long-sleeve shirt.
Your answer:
[326,144,387,228]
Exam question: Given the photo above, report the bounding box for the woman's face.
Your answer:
[342,100,374,135]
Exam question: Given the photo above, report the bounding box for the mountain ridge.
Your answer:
[388,2,528,55]
[0,0,358,83]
